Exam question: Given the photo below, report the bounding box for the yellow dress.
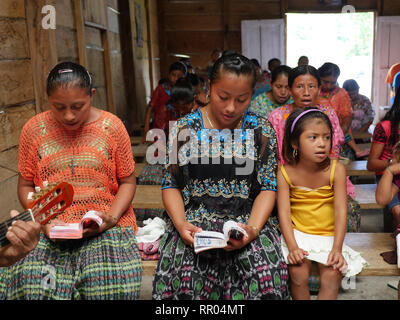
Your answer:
[280,160,336,236]
[279,160,368,277]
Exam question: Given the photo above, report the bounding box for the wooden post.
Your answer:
[72,0,87,67]
[25,0,58,113]
[222,0,229,51]
[101,27,115,114]
[145,0,154,93]
[157,0,168,77]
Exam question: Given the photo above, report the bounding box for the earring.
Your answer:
[292,149,298,159]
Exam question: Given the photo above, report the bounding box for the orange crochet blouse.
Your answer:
[18,109,137,233]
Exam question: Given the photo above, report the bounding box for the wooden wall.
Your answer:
[158,0,400,78]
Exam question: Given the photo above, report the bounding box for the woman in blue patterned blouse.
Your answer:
[152,52,290,300]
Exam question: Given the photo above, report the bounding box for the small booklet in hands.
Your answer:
[193,220,248,254]
[49,211,103,239]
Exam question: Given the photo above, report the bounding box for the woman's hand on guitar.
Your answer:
[0,210,42,267]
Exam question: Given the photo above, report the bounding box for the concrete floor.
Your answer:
[139,209,399,300]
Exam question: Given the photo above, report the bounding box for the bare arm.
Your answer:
[376,161,400,205]
[162,188,201,246]
[327,162,348,272]
[366,142,387,172]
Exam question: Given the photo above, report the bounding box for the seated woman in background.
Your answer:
[249,65,293,118]
[250,58,271,99]
[343,79,374,133]
[391,72,400,107]
[317,62,369,160]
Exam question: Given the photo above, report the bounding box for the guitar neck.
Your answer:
[0,210,34,248]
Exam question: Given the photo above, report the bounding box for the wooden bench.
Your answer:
[358,143,371,152]
[133,185,163,209]
[345,160,375,177]
[132,144,148,162]
[130,136,143,145]
[140,233,400,277]
[354,184,383,210]
[135,163,146,177]
[352,131,372,141]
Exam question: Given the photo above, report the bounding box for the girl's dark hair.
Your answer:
[250,58,261,68]
[382,89,400,146]
[282,107,333,166]
[288,65,321,88]
[169,78,194,105]
[185,73,200,88]
[209,52,257,88]
[46,61,92,96]
[268,58,281,70]
[343,79,360,92]
[169,61,187,76]
[318,62,340,79]
[271,65,292,84]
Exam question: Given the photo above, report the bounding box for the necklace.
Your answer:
[204,109,244,129]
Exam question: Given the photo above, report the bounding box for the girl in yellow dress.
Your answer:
[277,107,368,300]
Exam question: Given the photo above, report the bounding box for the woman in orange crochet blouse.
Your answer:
[0,62,141,300]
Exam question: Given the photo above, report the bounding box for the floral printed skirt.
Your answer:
[152,218,290,300]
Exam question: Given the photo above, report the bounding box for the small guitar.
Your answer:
[0,182,74,248]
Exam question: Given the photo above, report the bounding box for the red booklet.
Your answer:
[49,211,103,239]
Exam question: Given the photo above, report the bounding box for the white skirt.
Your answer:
[280,229,369,278]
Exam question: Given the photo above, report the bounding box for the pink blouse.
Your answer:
[267,104,344,164]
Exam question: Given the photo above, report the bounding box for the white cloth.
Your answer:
[136,217,166,243]
[281,229,369,278]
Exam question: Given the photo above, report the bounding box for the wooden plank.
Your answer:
[0,0,25,18]
[72,0,87,67]
[163,1,222,15]
[0,60,34,108]
[132,144,148,158]
[102,28,115,114]
[141,233,400,277]
[142,260,157,276]
[358,143,372,152]
[0,104,36,151]
[345,160,375,177]
[164,15,223,31]
[0,174,23,221]
[0,146,19,172]
[134,162,146,177]
[55,0,76,29]
[130,136,143,145]
[83,0,107,25]
[55,26,79,61]
[25,0,58,113]
[352,131,372,140]
[133,185,163,209]
[0,18,30,59]
[345,233,399,276]
[354,184,384,210]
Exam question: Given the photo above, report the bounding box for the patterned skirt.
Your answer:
[0,226,142,300]
[152,218,290,300]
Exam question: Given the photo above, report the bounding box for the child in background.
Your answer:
[0,61,141,299]
[136,78,197,222]
[143,61,187,141]
[278,107,368,300]
[368,89,400,230]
